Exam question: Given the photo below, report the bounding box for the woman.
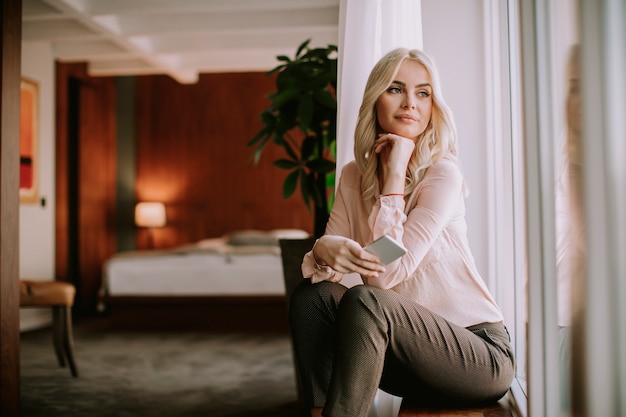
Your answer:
[555,43,583,412]
[289,48,515,417]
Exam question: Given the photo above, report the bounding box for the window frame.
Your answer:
[483,0,531,412]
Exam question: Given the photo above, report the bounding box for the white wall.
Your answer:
[19,42,56,331]
[421,0,489,279]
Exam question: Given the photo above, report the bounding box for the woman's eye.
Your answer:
[388,86,402,94]
[417,90,431,98]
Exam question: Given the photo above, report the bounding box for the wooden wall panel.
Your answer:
[134,73,313,249]
[55,67,315,313]
[75,78,117,310]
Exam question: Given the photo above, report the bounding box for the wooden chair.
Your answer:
[279,237,316,407]
[19,279,79,377]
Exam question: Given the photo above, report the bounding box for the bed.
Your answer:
[99,229,311,332]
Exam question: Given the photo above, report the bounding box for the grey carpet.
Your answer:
[20,320,305,417]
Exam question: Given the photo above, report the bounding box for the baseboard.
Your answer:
[102,295,290,333]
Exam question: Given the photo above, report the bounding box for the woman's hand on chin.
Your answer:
[374,132,415,190]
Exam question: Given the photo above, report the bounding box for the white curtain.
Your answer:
[336,0,423,184]
[575,0,626,414]
[335,3,423,416]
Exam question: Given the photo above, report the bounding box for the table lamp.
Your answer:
[135,202,166,248]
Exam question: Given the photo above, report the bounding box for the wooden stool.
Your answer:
[398,397,515,417]
[20,279,79,377]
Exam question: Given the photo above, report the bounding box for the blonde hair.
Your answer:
[354,48,459,205]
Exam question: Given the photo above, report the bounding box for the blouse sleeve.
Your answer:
[301,242,341,284]
[365,160,464,289]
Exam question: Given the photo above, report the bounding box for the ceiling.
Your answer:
[22,0,340,84]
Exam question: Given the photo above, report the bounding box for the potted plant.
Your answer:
[248,39,338,238]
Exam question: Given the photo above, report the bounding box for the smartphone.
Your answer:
[364,235,407,265]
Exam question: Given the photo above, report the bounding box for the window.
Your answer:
[487,1,579,415]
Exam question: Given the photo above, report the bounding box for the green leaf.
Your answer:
[296,39,311,58]
[271,87,300,109]
[273,131,287,146]
[276,68,297,91]
[307,159,336,173]
[283,170,299,198]
[301,136,317,160]
[313,88,337,109]
[300,170,312,211]
[247,126,270,147]
[247,128,274,164]
[305,172,322,208]
[274,111,297,133]
[297,94,314,132]
[329,137,337,158]
[266,63,287,76]
[326,172,336,213]
[274,159,298,169]
[250,146,265,165]
[283,142,299,162]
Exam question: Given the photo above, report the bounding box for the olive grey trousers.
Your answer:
[288,280,515,417]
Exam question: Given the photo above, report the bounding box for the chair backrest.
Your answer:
[278,237,315,406]
[278,237,316,309]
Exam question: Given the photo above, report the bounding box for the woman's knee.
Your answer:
[340,285,382,309]
[338,285,388,323]
[291,280,331,307]
[289,280,346,321]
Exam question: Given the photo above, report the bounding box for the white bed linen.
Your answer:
[102,236,289,297]
[105,251,284,296]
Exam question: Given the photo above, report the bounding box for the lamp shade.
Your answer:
[135,202,166,228]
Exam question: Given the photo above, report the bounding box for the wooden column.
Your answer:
[0,0,23,415]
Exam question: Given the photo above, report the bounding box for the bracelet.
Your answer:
[382,193,405,197]
[311,239,329,269]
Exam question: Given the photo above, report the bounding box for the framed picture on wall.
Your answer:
[20,77,39,204]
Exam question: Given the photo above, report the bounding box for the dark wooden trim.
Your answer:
[55,65,118,315]
[55,62,89,283]
[67,77,80,295]
[0,0,23,414]
[103,295,289,333]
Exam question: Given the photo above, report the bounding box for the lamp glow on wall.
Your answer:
[135,202,166,248]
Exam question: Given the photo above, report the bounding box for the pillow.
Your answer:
[195,237,227,249]
[269,229,311,240]
[226,230,278,246]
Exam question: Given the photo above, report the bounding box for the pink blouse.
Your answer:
[302,159,503,327]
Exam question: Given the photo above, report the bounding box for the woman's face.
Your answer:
[375,60,433,140]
